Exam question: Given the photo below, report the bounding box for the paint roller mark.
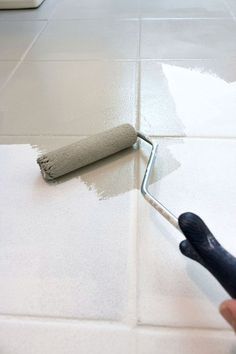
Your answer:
[33,138,182,200]
[141,61,186,136]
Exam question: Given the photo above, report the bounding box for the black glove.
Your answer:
[178,212,236,298]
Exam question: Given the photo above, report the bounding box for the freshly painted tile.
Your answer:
[26,19,139,60]
[0,142,137,319]
[137,329,235,354]
[0,62,16,90]
[139,0,231,18]
[0,61,136,135]
[140,60,236,137]
[52,0,138,19]
[138,138,236,328]
[0,21,46,60]
[0,320,135,354]
[0,0,59,20]
[141,19,236,59]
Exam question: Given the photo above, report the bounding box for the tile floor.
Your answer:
[1,0,236,352]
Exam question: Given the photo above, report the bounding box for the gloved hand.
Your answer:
[178,212,236,300]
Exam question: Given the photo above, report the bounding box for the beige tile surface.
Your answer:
[0,141,137,319]
[139,0,231,18]
[26,19,139,60]
[0,61,137,135]
[0,21,46,59]
[140,60,236,137]
[138,138,236,328]
[52,0,138,19]
[141,19,236,59]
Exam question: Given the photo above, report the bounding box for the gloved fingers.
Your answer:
[179,239,205,266]
[178,212,220,252]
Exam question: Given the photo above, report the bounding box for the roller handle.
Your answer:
[179,212,236,298]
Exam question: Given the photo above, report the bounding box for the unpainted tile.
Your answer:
[0,21,46,60]
[0,61,137,135]
[139,0,231,18]
[141,19,236,59]
[26,19,139,60]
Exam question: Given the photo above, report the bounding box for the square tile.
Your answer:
[0,62,17,90]
[137,329,235,354]
[138,138,236,328]
[0,140,137,319]
[0,320,135,354]
[26,19,139,60]
[0,0,60,20]
[141,19,236,59]
[0,61,137,135]
[139,0,231,19]
[0,21,46,59]
[52,0,138,19]
[140,60,236,137]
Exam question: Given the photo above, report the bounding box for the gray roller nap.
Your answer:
[37,124,137,180]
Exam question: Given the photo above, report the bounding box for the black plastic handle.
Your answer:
[178,212,236,298]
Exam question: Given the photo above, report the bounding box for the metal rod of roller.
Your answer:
[137,132,180,231]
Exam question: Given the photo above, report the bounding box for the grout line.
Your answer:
[0,134,87,138]
[124,158,139,328]
[0,20,48,92]
[0,313,127,326]
[135,18,141,132]
[148,135,236,140]
[0,17,233,21]
[135,149,141,329]
[2,134,236,140]
[1,57,235,63]
[136,324,233,333]
[19,19,49,59]
[0,18,48,22]
[139,17,233,20]
[0,313,232,334]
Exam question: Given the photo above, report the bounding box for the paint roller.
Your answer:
[37,123,236,299]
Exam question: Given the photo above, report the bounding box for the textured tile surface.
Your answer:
[140,60,236,137]
[139,0,231,18]
[0,142,136,319]
[141,19,236,59]
[26,19,139,60]
[0,61,136,135]
[0,21,46,59]
[138,138,236,328]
